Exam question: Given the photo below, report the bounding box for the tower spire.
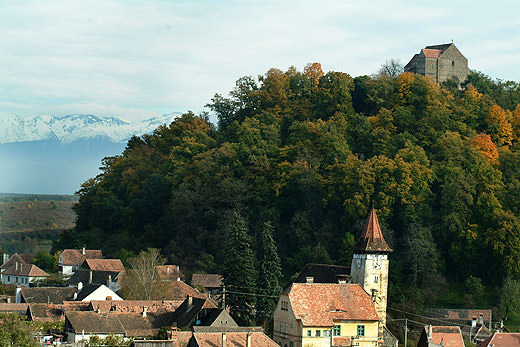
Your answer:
[353,208,392,253]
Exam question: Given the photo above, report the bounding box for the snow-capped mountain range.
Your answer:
[0,113,181,144]
[0,113,182,194]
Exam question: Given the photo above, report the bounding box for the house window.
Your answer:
[7,276,10,281]
[324,330,331,337]
[280,322,283,333]
[307,330,312,337]
[289,341,294,347]
[357,325,365,337]
[333,325,341,336]
[16,277,18,282]
[316,330,321,337]
[281,301,288,311]
[285,322,288,333]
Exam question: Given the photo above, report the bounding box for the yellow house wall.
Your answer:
[301,321,379,347]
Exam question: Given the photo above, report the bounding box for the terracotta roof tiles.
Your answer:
[191,331,279,347]
[82,259,125,272]
[1,253,35,269]
[425,326,465,347]
[191,274,223,289]
[477,332,520,347]
[421,48,443,58]
[60,249,102,266]
[288,283,379,327]
[2,263,49,277]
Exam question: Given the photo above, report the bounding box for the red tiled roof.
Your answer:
[426,326,464,347]
[192,331,279,347]
[353,208,392,253]
[421,48,442,58]
[168,281,206,301]
[1,253,35,269]
[0,303,29,313]
[288,283,379,327]
[191,274,223,288]
[83,259,125,272]
[2,263,49,277]
[28,303,64,322]
[333,336,352,346]
[477,332,520,347]
[157,265,184,280]
[90,300,183,314]
[60,249,102,266]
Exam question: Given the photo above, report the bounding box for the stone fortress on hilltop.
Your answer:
[404,43,469,84]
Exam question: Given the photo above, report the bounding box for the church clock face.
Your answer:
[374,255,382,269]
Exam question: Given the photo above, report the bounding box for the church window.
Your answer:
[333,325,341,336]
[357,325,365,336]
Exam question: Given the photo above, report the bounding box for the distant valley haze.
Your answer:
[0,114,180,194]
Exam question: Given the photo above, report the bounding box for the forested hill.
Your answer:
[55,65,520,295]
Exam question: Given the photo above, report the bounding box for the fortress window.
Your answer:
[452,61,455,66]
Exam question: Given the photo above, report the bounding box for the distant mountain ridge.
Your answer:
[0,113,181,194]
[0,113,181,144]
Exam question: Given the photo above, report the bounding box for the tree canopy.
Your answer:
[55,67,520,310]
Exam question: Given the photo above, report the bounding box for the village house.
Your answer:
[1,253,35,273]
[65,309,174,343]
[58,247,103,276]
[81,258,125,272]
[171,296,236,330]
[157,265,184,281]
[16,286,78,304]
[404,43,469,84]
[191,273,223,304]
[417,325,465,347]
[74,283,123,301]
[274,282,379,347]
[1,262,49,286]
[477,332,520,347]
[426,309,492,344]
[68,269,123,292]
[274,208,393,347]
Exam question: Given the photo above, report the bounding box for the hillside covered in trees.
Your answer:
[54,64,520,311]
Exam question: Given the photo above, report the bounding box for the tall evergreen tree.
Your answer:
[256,221,282,328]
[222,210,257,325]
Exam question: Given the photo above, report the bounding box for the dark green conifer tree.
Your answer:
[256,221,282,328]
[222,210,257,325]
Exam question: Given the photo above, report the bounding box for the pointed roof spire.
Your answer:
[353,208,392,253]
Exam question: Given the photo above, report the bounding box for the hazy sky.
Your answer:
[1,0,519,122]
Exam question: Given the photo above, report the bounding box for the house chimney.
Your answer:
[428,324,432,340]
[78,282,83,291]
[142,306,148,317]
[305,276,314,283]
[106,296,112,301]
[15,286,21,303]
[187,295,193,309]
[89,270,92,284]
[73,292,78,300]
[82,246,86,255]
[107,274,112,286]
[247,332,251,347]
[2,253,8,265]
[471,317,477,328]
[478,313,484,326]
[6,297,10,303]
[222,332,226,347]
[166,266,170,276]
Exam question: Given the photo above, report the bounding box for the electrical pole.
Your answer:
[404,318,408,347]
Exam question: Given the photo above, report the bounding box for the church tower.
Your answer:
[350,208,392,335]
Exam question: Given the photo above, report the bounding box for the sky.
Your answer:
[1,0,519,122]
